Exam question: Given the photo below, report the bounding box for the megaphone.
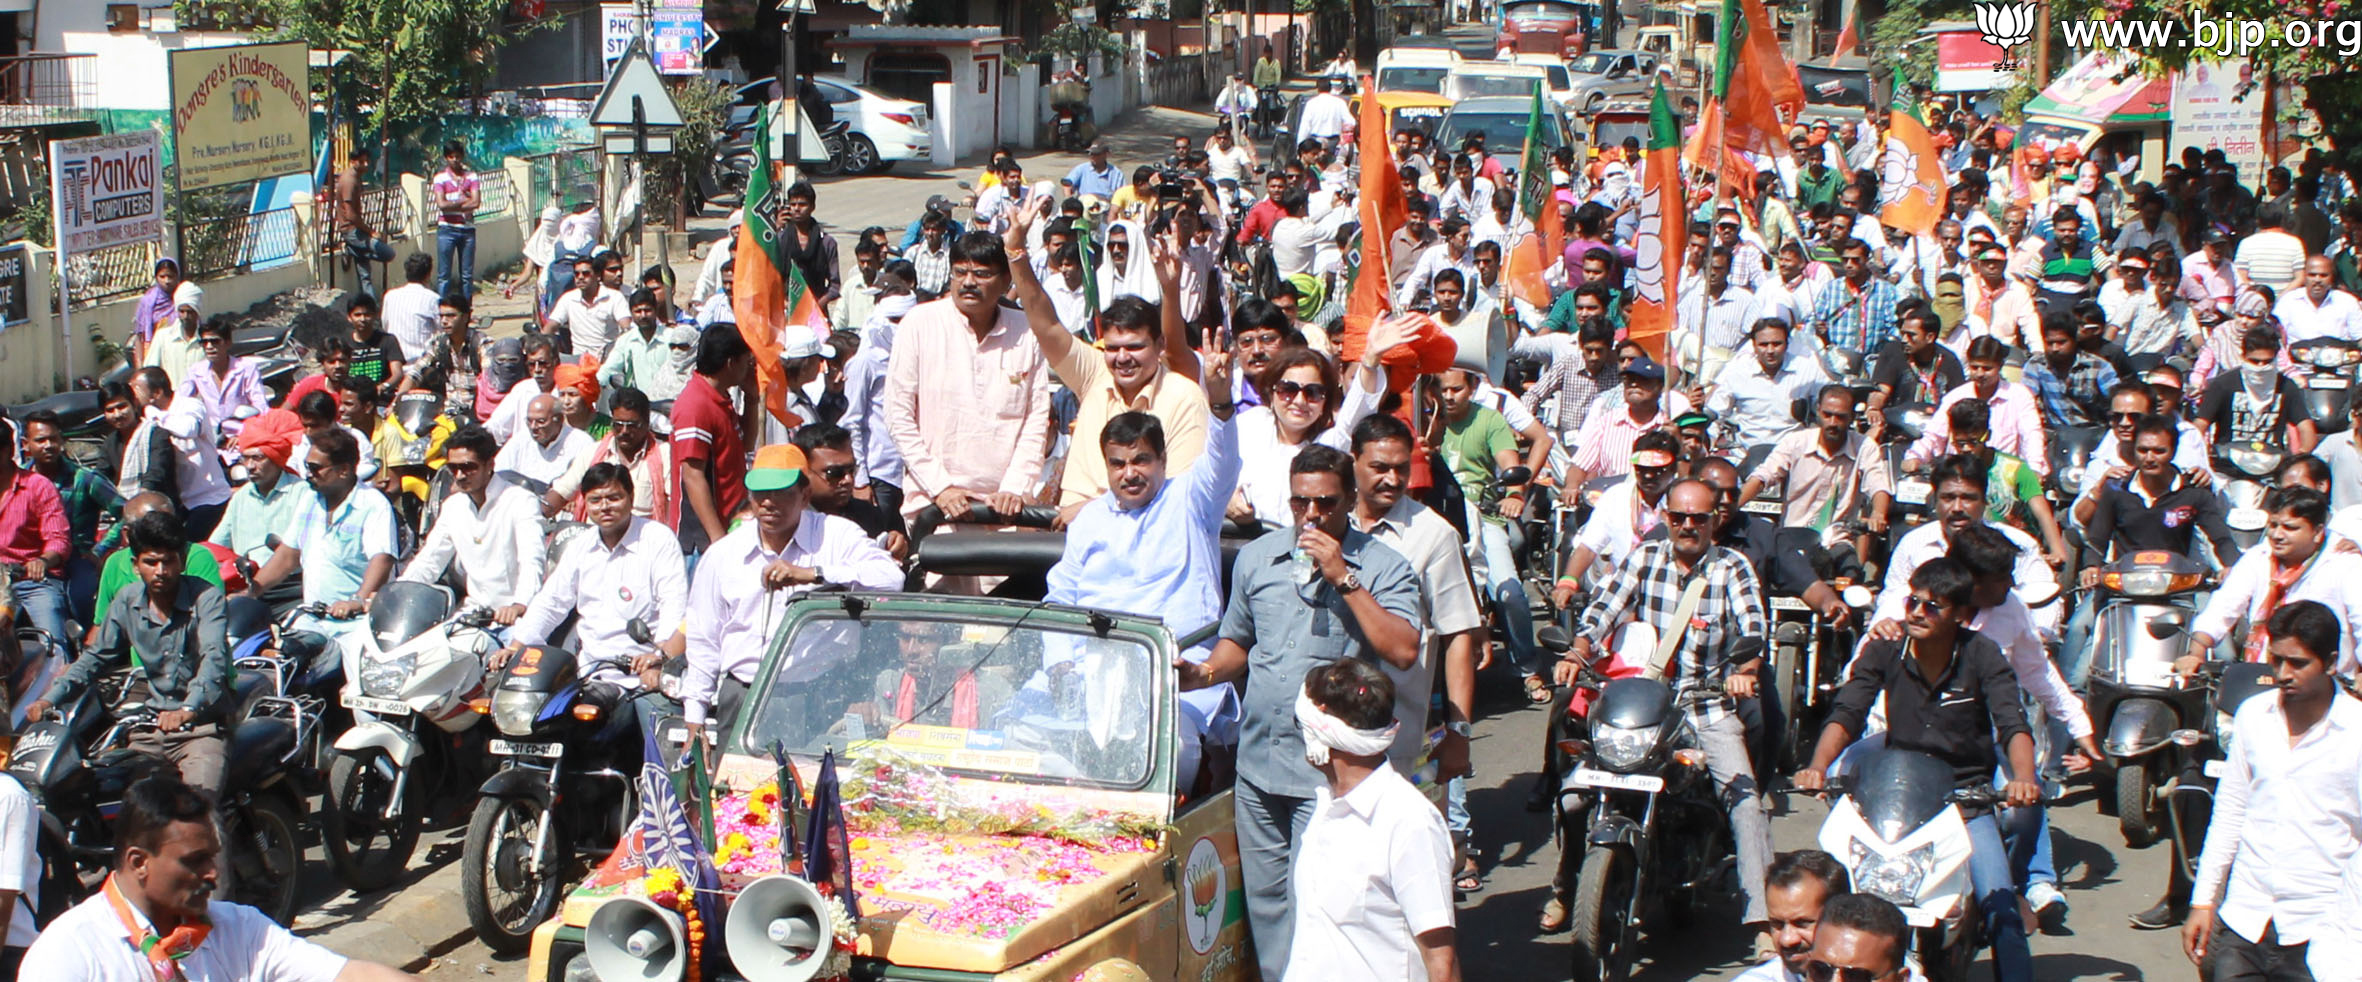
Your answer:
[585,896,689,982]
[725,874,837,982]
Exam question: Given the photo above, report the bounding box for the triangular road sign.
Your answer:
[590,41,686,128]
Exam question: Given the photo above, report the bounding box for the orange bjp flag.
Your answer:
[1712,0,1804,158]
[1626,83,1685,365]
[1340,75,1407,366]
[1879,102,1949,237]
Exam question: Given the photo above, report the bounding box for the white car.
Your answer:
[728,75,931,174]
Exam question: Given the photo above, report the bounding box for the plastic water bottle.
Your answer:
[1290,529,1317,585]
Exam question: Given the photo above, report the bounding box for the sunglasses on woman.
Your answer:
[1272,380,1330,403]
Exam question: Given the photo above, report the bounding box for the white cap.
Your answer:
[780,324,835,361]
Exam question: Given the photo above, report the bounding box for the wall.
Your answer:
[35,2,254,112]
[1144,51,1209,108]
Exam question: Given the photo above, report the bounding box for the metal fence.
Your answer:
[316,186,414,258]
[476,169,514,218]
[65,239,160,308]
[521,148,601,219]
[183,206,301,281]
[0,54,97,127]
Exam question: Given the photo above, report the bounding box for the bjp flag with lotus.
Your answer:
[1626,83,1684,365]
[1879,94,1949,237]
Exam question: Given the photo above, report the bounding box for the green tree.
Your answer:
[175,0,547,133]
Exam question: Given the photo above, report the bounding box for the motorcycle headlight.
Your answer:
[1590,723,1656,771]
[2114,570,2173,597]
[359,652,417,698]
[2228,447,2276,475]
[1847,840,1937,907]
[2059,467,2083,495]
[2308,347,2351,368]
[491,689,544,737]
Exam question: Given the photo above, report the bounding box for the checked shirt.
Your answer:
[1574,541,1768,725]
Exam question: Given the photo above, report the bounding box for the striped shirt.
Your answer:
[1575,541,1767,726]
[1810,275,1900,354]
[2235,229,2309,295]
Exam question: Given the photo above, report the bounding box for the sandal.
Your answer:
[1455,857,1484,894]
[1525,675,1553,704]
[1538,896,1570,933]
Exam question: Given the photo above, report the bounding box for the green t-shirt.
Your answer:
[96,545,224,622]
[1985,451,2045,525]
[1441,406,1517,520]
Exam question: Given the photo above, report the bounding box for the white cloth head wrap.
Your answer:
[1295,687,1398,765]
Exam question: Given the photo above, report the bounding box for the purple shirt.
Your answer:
[1907,380,2051,477]
[179,357,271,441]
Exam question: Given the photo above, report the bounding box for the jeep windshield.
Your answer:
[736,612,1163,791]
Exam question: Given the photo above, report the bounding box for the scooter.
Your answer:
[2160,660,2277,911]
[461,621,659,955]
[2290,337,2359,434]
[1814,748,2002,982]
[2213,441,2287,553]
[2082,549,2215,847]
[322,581,499,892]
[2048,425,2106,502]
[1545,629,1738,982]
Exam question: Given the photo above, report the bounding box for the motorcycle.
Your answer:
[322,582,499,892]
[1883,403,1937,528]
[12,675,311,924]
[1051,101,1091,152]
[1544,630,1737,982]
[2047,424,2105,504]
[2160,660,2277,909]
[1765,577,1875,773]
[2290,337,2359,434]
[2213,441,2287,553]
[2082,549,2214,847]
[461,621,657,954]
[1814,748,2010,982]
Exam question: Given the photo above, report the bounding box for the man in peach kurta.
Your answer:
[883,231,1055,521]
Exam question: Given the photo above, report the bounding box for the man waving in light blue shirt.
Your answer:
[1046,355,1243,792]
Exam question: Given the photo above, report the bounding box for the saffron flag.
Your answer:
[1506,83,1561,311]
[1627,83,1685,365]
[1679,102,1762,204]
[1341,73,1407,365]
[733,102,806,428]
[1711,0,1803,158]
[1879,94,1948,237]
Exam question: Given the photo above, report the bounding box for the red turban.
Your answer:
[234,409,301,468]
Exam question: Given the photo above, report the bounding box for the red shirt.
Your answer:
[281,374,344,413]
[0,469,69,568]
[669,373,746,525]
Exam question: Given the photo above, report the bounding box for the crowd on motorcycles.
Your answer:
[8,71,2362,982]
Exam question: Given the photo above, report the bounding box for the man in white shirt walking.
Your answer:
[378,253,443,361]
[2185,599,2362,982]
[1295,78,1352,146]
[1284,659,1459,982]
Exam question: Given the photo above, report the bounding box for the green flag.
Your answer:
[1517,83,1552,224]
[743,103,788,276]
[1713,0,1742,102]
[1076,218,1099,338]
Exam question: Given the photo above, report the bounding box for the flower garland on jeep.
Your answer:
[704,753,1165,940]
[639,868,706,982]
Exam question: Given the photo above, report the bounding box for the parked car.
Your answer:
[1563,49,1662,115]
[724,75,932,174]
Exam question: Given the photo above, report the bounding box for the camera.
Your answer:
[1157,168,1188,199]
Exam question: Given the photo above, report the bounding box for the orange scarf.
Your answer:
[895,671,978,728]
[568,437,671,525]
[2246,554,2319,663]
[104,874,210,981]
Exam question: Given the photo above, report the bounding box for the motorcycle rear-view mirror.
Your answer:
[1538,625,1574,653]
[627,618,655,646]
[1497,466,1533,488]
[2146,613,2187,641]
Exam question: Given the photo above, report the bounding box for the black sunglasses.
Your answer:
[1664,509,1713,527]
[1905,595,1951,614]
[819,463,857,482]
[2108,411,2144,422]
[1288,493,1342,511]
[1804,961,1891,982]
[1273,380,1331,403]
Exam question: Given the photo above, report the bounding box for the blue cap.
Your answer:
[1624,355,1666,383]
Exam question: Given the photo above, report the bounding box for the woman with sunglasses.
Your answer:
[1230,326,1396,527]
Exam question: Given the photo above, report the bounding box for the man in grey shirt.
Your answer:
[1181,444,1422,982]
[26,511,231,796]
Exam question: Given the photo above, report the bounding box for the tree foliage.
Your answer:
[175,0,548,133]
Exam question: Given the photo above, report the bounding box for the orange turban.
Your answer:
[552,364,600,402]
[235,409,301,468]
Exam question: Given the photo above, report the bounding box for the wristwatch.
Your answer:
[1335,571,1365,594]
[1447,721,1474,738]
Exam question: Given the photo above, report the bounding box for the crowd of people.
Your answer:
[9,66,2362,982]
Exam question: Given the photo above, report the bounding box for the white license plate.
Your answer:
[1569,767,1664,792]
[342,694,411,716]
[489,739,563,758]
[2203,759,2225,779]
[1742,499,1784,516]
[1897,479,1931,505]
[1771,596,1811,612]
[2315,376,2350,389]
[2228,507,2269,531]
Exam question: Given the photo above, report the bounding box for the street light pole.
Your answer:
[781,3,801,186]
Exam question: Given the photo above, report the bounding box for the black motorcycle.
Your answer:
[2162,660,2277,901]
[1543,629,1737,982]
[461,622,659,954]
[13,675,311,923]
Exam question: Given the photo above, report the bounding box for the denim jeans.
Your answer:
[1474,519,1538,676]
[344,231,395,297]
[2060,591,2099,689]
[62,556,98,631]
[12,577,70,660]
[436,225,477,300]
[1966,812,2034,982]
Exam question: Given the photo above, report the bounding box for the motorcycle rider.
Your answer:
[397,426,544,628]
[1548,430,1680,607]
[2192,323,2320,454]
[1863,309,1962,441]
[1867,454,2062,635]
[244,428,400,633]
[502,462,688,739]
[1555,478,1776,946]
[2182,600,2361,981]
[1705,318,1827,451]
[2071,415,2242,686]
[1737,384,1894,622]
[1904,337,2047,477]
[2177,487,2362,674]
[28,511,233,797]
[1796,555,2043,982]
[2070,382,2215,527]
[1939,398,2071,569]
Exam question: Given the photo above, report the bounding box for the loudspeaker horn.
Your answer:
[584,896,689,982]
[725,874,837,982]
